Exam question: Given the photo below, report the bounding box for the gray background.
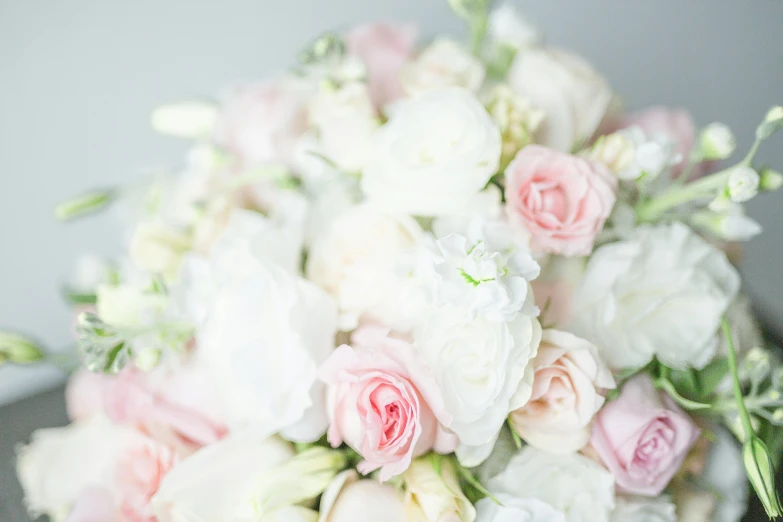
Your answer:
[1,0,783,405]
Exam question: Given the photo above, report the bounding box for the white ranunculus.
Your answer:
[509,48,612,151]
[488,4,541,50]
[414,301,541,459]
[308,81,379,173]
[610,496,677,522]
[17,415,140,521]
[399,39,485,98]
[402,458,475,522]
[319,471,407,522]
[362,87,501,217]
[475,493,565,522]
[570,223,740,370]
[489,447,615,522]
[306,203,427,332]
[152,435,295,522]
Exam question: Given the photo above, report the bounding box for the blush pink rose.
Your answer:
[345,23,417,108]
[213,80,308,167]
[319,327,454,481]
[116,438,177,522]
[505,145,617,256]
[591,374,701,496]
[510,329,615,454]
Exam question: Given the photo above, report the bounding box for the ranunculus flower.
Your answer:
[318,327,454,481]
[508,48,612,152]
[510,329,615,454]
[362,87,501,217]
[320,471,407,522]
[213,80,308,167]
[399,39,485,98]
[505,145,617,257]
[344,23,417,108]
[489,446,615,522]
[570,222,740,370]
[116,437,177,521]
[591,374,701,497]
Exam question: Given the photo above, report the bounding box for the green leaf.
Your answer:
[0,332,45,364]
[62,287,98,306]
[55,189,115,221]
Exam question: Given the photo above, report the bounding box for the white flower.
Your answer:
[509,48,612,151]
[319,471,407,522]
[362,87,501,216]
[308,81,379,173]
[699,122,736,161]
[413,302,541,458]
[570,223,740,370]
[306,203,427,332]
[488,4,541,50]
[692,204,762,242]
[129,221,191,280]
[489,447,615,522]
[476,493,565,522]
[484,84,545,166]
[702,428,749,522]
[591,126,681,181]
[96,282,167,329]
[152,435,295,522]
[610,496,677,522]
[399,39,485,98]
[727,166,760,202]
[17,415,141,521]
[402,458,475,522]
[422,216,540,322]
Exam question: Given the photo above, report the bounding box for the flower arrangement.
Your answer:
[6,1,783,521]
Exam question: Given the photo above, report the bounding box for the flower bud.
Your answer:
[0,332,45,365]
[756,106,783,140]
[151,101,217,138]
[742,437,782,518]
[55,190,115,222]
[699,122,736,160]
[402,457,475,522]
[588,133,637,178]
[485,85,544,167]
[448,0,480,19]
[760,168,783,192]
[727,166,760,203]
[133,345,162,372]
[691,206,762,242]
[739,347,772,386]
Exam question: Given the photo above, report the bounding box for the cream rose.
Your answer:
[361,87,501,216]
[510,329,615,454]
[509,48,612,151]
[403,458,475,522]
[399,39,485,97]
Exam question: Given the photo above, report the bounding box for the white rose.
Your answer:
[414,302,541,461]
[476,493,565,522]
[362,87,501,216]
[610,496,677,522]
[570,223,740,370]
[509,48,612,151]
[488,4,541,50]
[400,39,485,98]
[319,471,407,522]
[308,81,380,173]
[489,447,615,522]
[402,458,475,522]
[152,435,295,522]
[17,415,141,521]
[306,203,427,332]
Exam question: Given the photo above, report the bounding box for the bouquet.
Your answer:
[7,2,783,521]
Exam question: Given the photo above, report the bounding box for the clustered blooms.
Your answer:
[9,2,783,522]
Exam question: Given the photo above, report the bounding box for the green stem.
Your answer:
[470,9,488,56]
[722,319,755,440]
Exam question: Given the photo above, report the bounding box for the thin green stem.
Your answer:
[722,319,755,440]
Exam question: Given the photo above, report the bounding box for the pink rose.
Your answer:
[116,437,177,522]
[505,145,617,256]
[213,80,307,167]
[319,327,454,481]
[510,330,614,454]
[345,23,417,108]
[591,374,701,496]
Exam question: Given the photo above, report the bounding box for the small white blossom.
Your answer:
[699,122,736,161]
[727,166,760,202]
[488,4,541,50]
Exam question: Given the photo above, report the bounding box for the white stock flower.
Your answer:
[423,216,540,322]
[509,48,612,151]
[570,223,740,370]
[727,166,760,202]
[414,302,541,461]
[476,493,565,522]
[488,4,541,50]
[362,87,501,216]
[306,203,426,332]
[399,39,485,97]
[610,496,677,522]
[308,81,379,173]
[402,458,475,522]
[489,447,615,522]
[152,435,295,522]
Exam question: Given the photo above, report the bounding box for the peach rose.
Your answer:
[510,329,614,454]
[505,145,617,256]
[591,374,701,496]
[318,327,455,481]
[117,438,177,522]
[345,23,417,108]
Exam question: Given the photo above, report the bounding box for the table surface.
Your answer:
[0,386,772,521]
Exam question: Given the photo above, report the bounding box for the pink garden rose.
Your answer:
[116,437,177,522]
[213,80,308,167]
[505,145,617,256]
[345,23,417,108]
[510,329,614,454]
[319,327,455,481]
[591,374,701,496]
